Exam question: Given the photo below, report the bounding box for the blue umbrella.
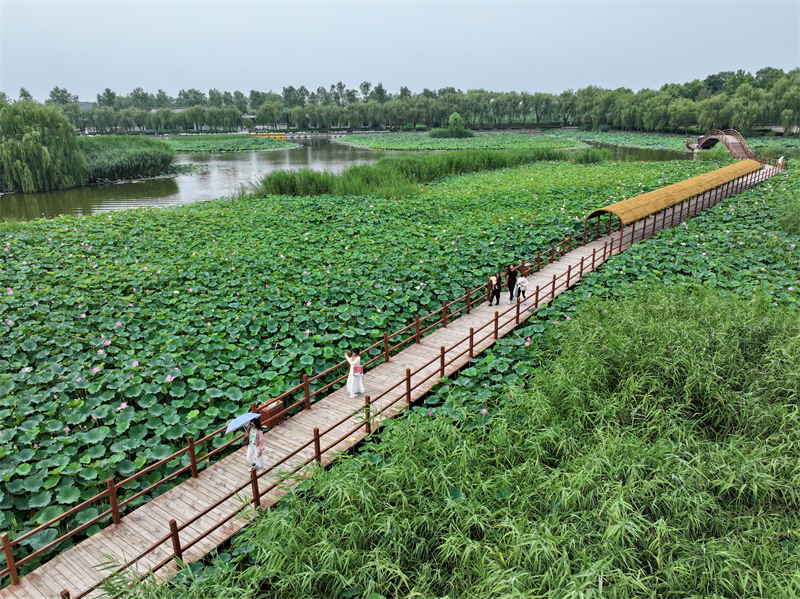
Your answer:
[225,412,261,434]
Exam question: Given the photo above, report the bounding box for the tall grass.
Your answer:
[252,148,568,198]
[106,288,800,598]
[779,190,800,235]
[77,136,175,182]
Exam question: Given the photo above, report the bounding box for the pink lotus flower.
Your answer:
[64,427,70,432]
[80,314,86,318]
[92,367,100,373]
[116,321,122,326]
[117,402,128,410]
[132,360,139,367]
[305,329,311,334]
[165,374,174,382]
[104,340,111,346]
[97,349,103,355]
[76,377,82,381]
[6,320,12,326]
[481,408,488,414]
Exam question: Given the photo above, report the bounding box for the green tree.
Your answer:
[97,87,118,108]
[0,102,90,192]
[208,89,223,108]
[233,91,249,113]
[176,88,207,107]
[359,81,372,102]
[257,101,283,129]
[155,89,172,109]
[46,86,78,105]
[448,112,464,130]
[18,88,35,103]
[126,87,155,110]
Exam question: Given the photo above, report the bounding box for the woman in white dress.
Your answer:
[344,349,365,398]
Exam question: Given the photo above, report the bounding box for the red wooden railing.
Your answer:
[0,161,784,595]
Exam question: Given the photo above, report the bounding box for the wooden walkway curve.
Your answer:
[0,164,781,599]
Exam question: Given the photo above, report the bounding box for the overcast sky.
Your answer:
[1,0,798,102]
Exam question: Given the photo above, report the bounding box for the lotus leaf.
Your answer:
[27,491,53,508]
[20,528,58,551]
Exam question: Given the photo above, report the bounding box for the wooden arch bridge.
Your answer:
[0,158,787,599]
[686,129,755,159]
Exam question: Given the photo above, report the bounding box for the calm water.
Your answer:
[0,139,392,221]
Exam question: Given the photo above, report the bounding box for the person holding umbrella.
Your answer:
[225,412,267,473]
[245,419,266,473]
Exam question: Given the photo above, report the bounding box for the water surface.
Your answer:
[0,139,392,221]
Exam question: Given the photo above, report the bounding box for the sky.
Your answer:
[1,0,798,103]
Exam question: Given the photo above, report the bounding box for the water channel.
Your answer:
[0,138,691,222]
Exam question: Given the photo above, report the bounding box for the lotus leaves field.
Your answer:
[106,168,800,598]
[544,129,690,151]
[0,159,737,570]
[164,134,297,152]
[337,131,585,151]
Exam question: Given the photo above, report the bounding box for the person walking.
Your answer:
[488,272,502,306]
[506,264,518,305]
[245,419,266,473]
[345,349,365,398]
[515,272,529,303]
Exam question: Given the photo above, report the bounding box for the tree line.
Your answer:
[1,67,797,134]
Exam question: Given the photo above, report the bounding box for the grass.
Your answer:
[780,190,800,235]
[76,136,175,182]
[102,287,800,599]
[251,147,577,198]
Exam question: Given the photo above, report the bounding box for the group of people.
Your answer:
[488,263,529,307]
[244,263,532,474]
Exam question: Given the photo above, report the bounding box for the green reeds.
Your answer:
[252,148,568,198]
[779,191,800,235]
[112,288,800,598]
[77,136,175,182]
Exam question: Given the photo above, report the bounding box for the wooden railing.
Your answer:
[0,162,780,594]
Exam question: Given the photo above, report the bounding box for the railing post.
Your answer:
[466,288,471,314]
[469,327,474,359]
[60,591,71,599]
[440,346,446,379]
[106,478,121,525]
[534,285,540,308]
[250,467,261,509]
[536,250,541,272]
[592,247,596,269]
[579,256,585,277]
[187,436,198,479]
[566,264,571,288]
[303,374,311,410]
[442,300,447,328]
[2,533,18,585]
[406,369,411,405]
[383,332,390,362]
[631,220,636,245]
[494,311,499,340]
[515,296,520,324]
[550,244,555,263]
[364,395,371,435]
[313,427,321,465]
[551,274,556,300]
[169,519,182,562]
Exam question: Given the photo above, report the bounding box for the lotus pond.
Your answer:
[337,131,585,151]
[0,159,753,571]
[163,134,297,153]
[105,167,800,598]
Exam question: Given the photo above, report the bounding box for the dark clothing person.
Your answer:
[506,265,518,304]
[488,274,502,306]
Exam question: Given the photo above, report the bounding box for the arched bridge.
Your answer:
[687,129,755,159]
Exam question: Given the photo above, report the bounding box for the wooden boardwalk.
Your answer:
[1,165,778,599]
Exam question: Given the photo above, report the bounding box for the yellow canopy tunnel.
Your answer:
[587,159,762,226]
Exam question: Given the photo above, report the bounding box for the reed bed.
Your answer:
[104,288,800,599]
[77,136,175,181]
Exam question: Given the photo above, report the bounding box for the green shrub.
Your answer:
[428,127,475,139]
[77,136,175,181]
[595,123,612,132]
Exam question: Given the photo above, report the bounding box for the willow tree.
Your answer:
[0,101,90,193]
